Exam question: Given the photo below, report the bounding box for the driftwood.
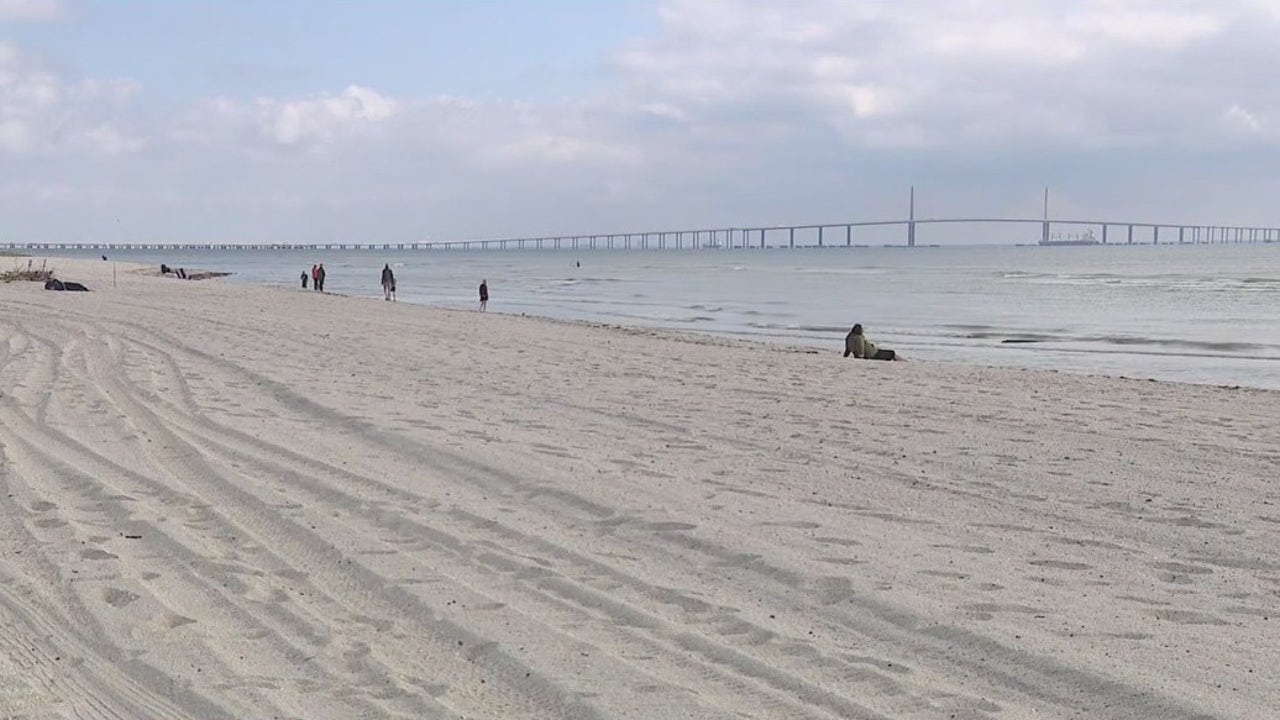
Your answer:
[1,258,54,283]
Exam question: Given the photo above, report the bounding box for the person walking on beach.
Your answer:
[478,279,489,311]
[301,270,309,289]
[844,323,900,360]
[381,263,396,301]
[311,264,319,291]
[317,263,326,292]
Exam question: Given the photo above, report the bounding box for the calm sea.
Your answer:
[38,243,1280,389]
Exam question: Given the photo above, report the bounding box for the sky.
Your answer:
[3,0,1280,245]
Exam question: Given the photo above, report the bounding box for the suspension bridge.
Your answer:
[5,189,1278,252]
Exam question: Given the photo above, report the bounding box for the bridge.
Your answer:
[4,190,1278,252]
[5,220,1277,252]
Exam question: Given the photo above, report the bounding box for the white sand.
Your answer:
[0,256,1275,719]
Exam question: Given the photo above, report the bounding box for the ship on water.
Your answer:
[1040,228,1100,246]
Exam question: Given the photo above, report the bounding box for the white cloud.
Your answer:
[1223,104,1263,133]
[256,84,398,146]
[6,1,1280,243]
[0,40,144,155]
[614,0,1280,152]
[0,0,63,22]
[481,132,642,167]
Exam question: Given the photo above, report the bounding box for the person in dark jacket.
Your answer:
[478,279,488,311]
[301,270,308,289]
[316,263,326,292]
[381,264,396,301]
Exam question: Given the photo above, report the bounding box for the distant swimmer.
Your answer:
[478,279,488,312]
[844,323,900,361]
[381,263,396,301]
[576,260,580,268]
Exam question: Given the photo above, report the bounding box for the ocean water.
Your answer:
[35,243,1280,389]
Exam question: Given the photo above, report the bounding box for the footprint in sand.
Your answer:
[760,520,821,530]
[812,536,861,547]
[103,588,139,608]
[1152,609,1227,626]
[1151,561,1214,584]
[1029,560,1092,571]
[81,548,118,560]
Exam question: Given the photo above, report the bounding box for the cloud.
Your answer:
[0,0,64,22]
[481,132,642,167]
[257,85,398,146]
[1224,104,1262,134]
[6,0,1280,244]
[614,0,1280,152]
[0,40,143,155]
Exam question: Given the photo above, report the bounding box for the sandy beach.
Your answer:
[1,256,1275,719]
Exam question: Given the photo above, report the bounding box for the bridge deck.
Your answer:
[5,218,1278,251]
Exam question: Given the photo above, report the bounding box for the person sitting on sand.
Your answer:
[478,279,488,311]
[381,263,396,301]
[844,323,900,361]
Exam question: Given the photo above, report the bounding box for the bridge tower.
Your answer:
[907,186,916,247]
[1041,186,1051,245]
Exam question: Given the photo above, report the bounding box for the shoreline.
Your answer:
[7,250,1275,393]
[14,248,1280,391]
[2,256,1276,717]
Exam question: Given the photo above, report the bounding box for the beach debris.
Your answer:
[2,258,54,283]
[43,279,90,291]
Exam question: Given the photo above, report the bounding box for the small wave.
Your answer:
[559,276,624,284]
[688,304,723,312]
[978,332,1056,341]
[796,325,851,333]
[793,267,888,276]
[1086,335,1264,353]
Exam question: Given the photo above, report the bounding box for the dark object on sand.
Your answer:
[44,279,90,292]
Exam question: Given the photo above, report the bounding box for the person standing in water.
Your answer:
[316,263,326,292]
[478,279,488,311]
[381,263,396,301]
[844,323,900,360]
[311,264,319,291]
[301,270,308,289]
